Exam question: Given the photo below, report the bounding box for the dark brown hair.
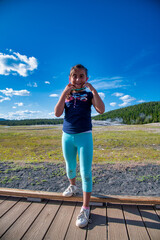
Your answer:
[70,64,88,77]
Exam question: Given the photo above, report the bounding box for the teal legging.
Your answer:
[62,131,93,192]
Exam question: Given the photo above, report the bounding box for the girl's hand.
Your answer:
[84,82,105,114]
[64,83,75,95]
[83,82,95,92]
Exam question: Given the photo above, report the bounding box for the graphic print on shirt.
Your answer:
[65,93,88,102]
[65,93,88,108]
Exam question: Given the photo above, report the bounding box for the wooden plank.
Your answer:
[1,201,46,240]
[44,201,76,240]
[107,204,129,240]
[0,187,160,204]
[139,205,160,240]
[123,205,150,240]
[87,205,107,240]
[22,200,61,240]
[65,203,87,240]
[0,197,19,217]
[0,196,7,204]
[155,208,160,218]
[0,199,31,238]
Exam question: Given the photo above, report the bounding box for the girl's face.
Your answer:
[70,69,88,89]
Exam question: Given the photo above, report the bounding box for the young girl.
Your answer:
[54,64,105,228]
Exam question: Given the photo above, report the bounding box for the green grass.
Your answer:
[0,124,160,164]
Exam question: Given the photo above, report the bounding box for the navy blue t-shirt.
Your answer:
[63,91,93,134]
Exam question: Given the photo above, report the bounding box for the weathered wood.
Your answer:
[155,207,160,218]
[43,201,76,240]
[123,205,150,240]
[0,196,7,204]
[0,199,31,238]
[1,201,46,240]
[107,204,129,240]
[87,205,107,240]
[65,203,87,240]
[1,196,158,240]
[0,187,160,204]
[22,200,61,240]
[139,205,160,240]
[0,197,19,218]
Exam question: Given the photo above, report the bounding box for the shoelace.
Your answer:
[77,210,92,223]
[67,185,75,193]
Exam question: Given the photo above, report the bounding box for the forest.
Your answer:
[92,101,160,124]
[0,101,159,126]
[0,118,63,126]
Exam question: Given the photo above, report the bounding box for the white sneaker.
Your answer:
[62,185,78,197]
[76,207,91,228]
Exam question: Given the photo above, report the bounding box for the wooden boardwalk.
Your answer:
[0,195,160,240]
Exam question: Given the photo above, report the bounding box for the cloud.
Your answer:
[98,92,105,100]
[0,88,30,97]
[112,92,136,107]
[110,102,117,107]
[0,95,11,103]
[14,102,23,107]
[7,110,41,120]
[0,51,38,77]
[45,81,50,84]
[27,82,38,87]
[90,77,126,90]
[48,112,54,116]
[119,95,136,107]
[137,100,145,103]
[112,92,124,97]
[49,94,59,97]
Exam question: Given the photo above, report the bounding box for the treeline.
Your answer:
[0,118,63,126]
[0,101,159,126]
[92,101,160,124]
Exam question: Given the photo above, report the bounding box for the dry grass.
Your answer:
[0,123,160,164]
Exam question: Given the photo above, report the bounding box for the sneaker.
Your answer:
[76,207,91,228]
[62,185,78,197]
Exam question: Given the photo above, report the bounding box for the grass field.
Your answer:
[0,123,160,164]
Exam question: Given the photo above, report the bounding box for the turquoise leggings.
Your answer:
[62,131,93,192]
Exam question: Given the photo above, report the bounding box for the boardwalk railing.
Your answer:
[0,187,160,205]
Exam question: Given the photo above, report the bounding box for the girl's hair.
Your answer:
[70,64,88,77]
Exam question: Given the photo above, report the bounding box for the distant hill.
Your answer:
[92,101,160,124]
[0,118,63,126]
[0,102,159,126]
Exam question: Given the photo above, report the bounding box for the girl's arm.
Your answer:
[85,83,105,114]
[54,84,74,117]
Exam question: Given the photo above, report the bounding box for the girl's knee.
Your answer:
[81,171,92,185]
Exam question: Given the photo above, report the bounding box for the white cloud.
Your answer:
[45,81,50,84]
[49,94,59,97]
[112,92,136,107]
[27,82,38,87]
[119,95,136,107]
[7,110,41,120]
[14,102,24,107]
[110,102,117,107]
[112,92,124,97]
[90,77,126,90]
[0,88,30,97]
[0,51,38,77]
[33,82,38,87]
[137,100,145,103]
[98,92,105,100]
[0,95,11,103]
[48,112,54,116]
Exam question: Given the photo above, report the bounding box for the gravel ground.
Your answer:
[0,161,160,196]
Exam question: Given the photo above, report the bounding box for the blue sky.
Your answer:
[0,0,160,120]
